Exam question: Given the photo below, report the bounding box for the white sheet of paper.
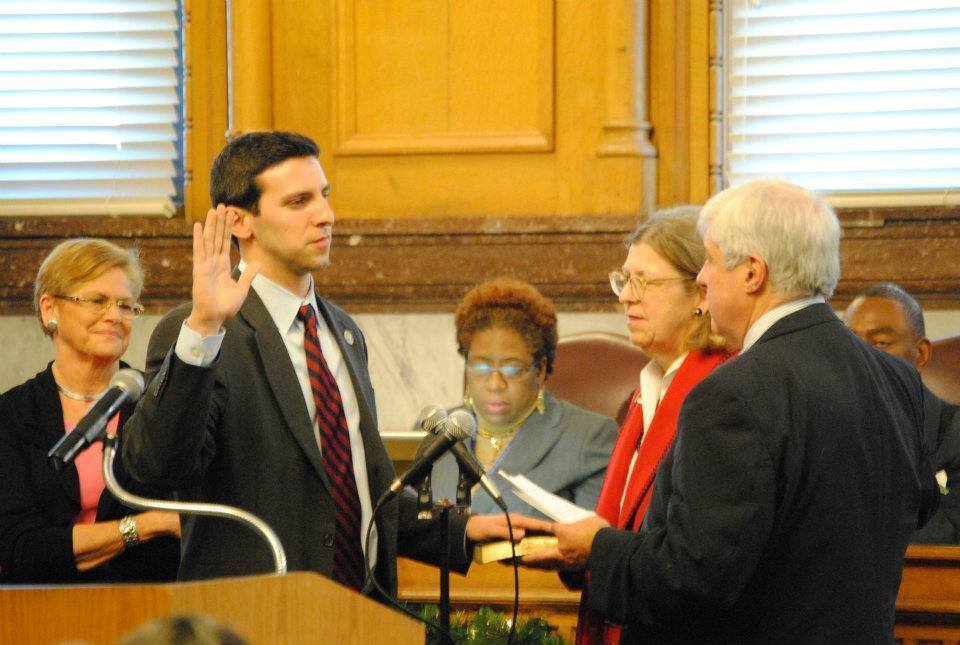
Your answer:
[499,471,597,523]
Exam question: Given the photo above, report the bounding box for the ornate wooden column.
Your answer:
[595,0,658,216]
[226,0,274,137]
[649,0,711,207]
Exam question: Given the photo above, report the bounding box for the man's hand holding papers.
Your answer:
[483,472,609,570]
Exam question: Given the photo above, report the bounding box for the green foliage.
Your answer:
[418,604,565,645]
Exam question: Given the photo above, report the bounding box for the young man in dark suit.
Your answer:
[528,179,939,643]
[122,131,545,593]
[844,282,960,544]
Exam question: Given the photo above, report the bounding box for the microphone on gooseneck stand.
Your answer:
[364,407,481,643]
[47,369,145,471]
[416,404,475,510]
[387,409,472,496]
[449,433,507,512]
[414,405,447,518]
[418,405,507,511]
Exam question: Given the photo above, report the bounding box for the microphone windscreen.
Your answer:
[111,368,145,402]
[445,409,475,440]
[416,405,447,434]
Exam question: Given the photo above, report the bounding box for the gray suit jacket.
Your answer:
[430,390,617,518]
[122,289,469,595]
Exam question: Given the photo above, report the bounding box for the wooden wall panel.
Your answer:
[241,0,649,220]
[1,0,953,321]
[337,0,554,154]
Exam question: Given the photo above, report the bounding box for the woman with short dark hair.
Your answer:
[430,277,618,518]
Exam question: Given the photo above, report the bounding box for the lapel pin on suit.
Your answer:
[343,329,355,346]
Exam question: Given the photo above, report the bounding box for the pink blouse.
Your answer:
[68,414,120,525]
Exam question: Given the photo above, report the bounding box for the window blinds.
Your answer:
[0,0,182,216]
[725,0,960,200]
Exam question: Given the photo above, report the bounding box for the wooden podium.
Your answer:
[0,572,424,644]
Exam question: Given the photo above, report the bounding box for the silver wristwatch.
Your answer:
[118,515,141,548]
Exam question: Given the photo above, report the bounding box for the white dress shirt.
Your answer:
[619,352,687,512]
[174,263,377,564]
[740,296,826,353]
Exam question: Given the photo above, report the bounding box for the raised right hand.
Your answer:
[185,205,260,336]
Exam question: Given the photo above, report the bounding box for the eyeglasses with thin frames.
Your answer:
[53,294,145,319]
[465,361,538,381]
[608,270,693,301]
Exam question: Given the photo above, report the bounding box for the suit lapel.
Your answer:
[238,289,331,488]
[314,298,376,434]
[490,391,564,477]
[618,351,731,529]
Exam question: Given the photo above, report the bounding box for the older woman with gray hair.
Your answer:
[566,205,731,644]
[0,239,180,583]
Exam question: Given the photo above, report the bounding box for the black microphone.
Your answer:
[414,405,447,518]
[418,405,473,507]
[47,369,145,471]
[388,409,472,495]
[416,404,447,437]
[419,406,506,511]
[449,438,507,512]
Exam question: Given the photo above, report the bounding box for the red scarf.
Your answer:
[576,350,731,645]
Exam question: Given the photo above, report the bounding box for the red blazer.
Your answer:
[577,350,730,645]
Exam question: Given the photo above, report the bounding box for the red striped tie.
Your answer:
[298,305,366,590]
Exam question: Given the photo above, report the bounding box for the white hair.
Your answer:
[698,179,841,298]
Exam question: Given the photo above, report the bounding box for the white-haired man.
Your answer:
[527,179,939,643]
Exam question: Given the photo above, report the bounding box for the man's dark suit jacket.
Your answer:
[913,388,960,544]
[0,363,179,583]
[122,290,469,595]
[586,303,939,644]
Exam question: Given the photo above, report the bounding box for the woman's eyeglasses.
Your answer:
[54,294,145,319]
[608,270,693,301]
[465,361,538,381]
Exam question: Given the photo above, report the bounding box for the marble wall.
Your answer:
[3,309,959,433]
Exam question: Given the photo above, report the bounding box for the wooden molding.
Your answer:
[334,131,554,156]
[0,216,632,315]
[0,209,957,314]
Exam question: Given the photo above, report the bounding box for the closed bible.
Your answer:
[473,535,559,564]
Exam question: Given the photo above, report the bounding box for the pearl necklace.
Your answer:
[56,381,109,402]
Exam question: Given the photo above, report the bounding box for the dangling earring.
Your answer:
[46,318,58,332]
[536,385,545,414]
[693,307,704,318]
[463,387,474,410]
